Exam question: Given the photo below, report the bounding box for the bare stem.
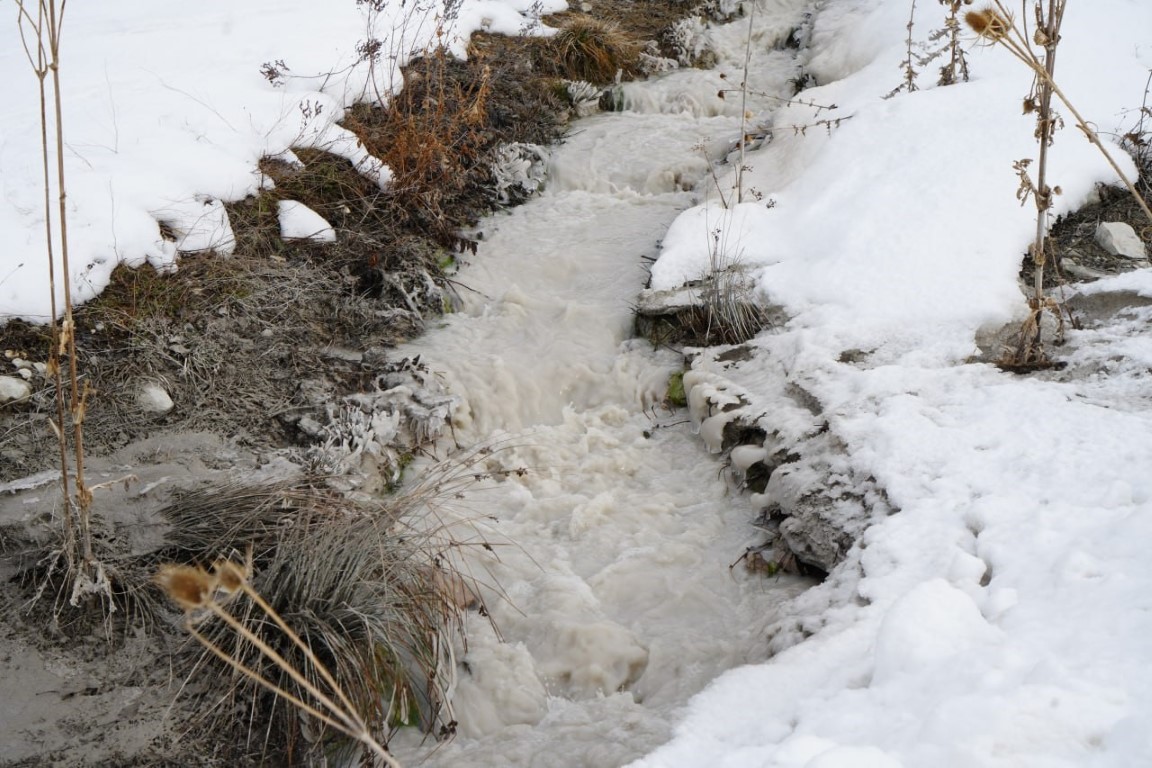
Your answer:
[736,2,755,204]
[1029,0,1061,304]
[986,1,1152,225]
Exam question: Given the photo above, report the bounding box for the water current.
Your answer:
[392,3,812,763]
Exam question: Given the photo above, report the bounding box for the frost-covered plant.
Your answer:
[491,142,549,205]
[308,357,459,491]
[565,79,606,117]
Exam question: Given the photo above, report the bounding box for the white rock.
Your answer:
[136,382,174,415]
[0,375,32,403]
[277,200,337,243]
[1095,222,1147,260]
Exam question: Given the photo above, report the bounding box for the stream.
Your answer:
[391,2,813,763]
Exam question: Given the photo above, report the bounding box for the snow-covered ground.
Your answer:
[0,0,560,322]
[4,0,1152,766]
[635,2,1152,767]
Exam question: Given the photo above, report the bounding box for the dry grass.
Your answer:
[149,479,487,763]
[156,555,404,767]
[546,15,642,85]
[346,41,551,248]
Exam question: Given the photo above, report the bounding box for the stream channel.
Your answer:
[392,2,813,763]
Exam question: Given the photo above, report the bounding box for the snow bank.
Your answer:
[0,0,562,323]
[639,0,1152,767]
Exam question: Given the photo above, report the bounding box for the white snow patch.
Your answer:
[277,200,336,243]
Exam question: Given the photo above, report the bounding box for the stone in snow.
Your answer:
[137,382,174,415]
[278,200,337,243]
[1095,222,1147,260]
[0,375,31,403]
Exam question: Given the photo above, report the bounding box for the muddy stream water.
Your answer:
[391,3,812,764]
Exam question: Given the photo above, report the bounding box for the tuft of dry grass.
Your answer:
[150,480,477,763]
[156,553,405,767]
[547,15,642,85]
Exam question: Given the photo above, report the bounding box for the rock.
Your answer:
[1095,222,1147,260]
[136,382,174,415]
[1060,258,1111,281]
[0,376,32,403]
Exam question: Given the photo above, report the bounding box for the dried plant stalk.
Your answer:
[15,0,107,606]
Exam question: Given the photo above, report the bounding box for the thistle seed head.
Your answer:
[156,565,214,611]
[965,7,1009,40]
[212,559,247,595]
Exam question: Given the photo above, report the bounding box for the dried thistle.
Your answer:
[154,565,213,611]
[157,554,405,767]
[964,6,1009,40]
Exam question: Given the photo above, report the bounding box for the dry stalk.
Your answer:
[899,0,921,94]
[735,2,755,204]
[15,0,108,607]
[966,1,1152,367]
[967,2,1152,227]
[936,0,971,86]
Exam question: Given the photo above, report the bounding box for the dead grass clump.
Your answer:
[545,15,642,85]
[81,254,253,338]
[347,49,494,248]
[637,300,771,348]
[151,481,474,763]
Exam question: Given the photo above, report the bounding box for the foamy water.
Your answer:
[391,3,812,763]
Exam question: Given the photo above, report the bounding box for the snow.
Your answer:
[277,200,336,242]
[635,1,1152,767]
[0,0,561,323]
[4,0,1152,766]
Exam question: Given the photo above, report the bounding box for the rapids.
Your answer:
[391,2,813,763]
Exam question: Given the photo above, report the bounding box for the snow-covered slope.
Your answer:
[637,1,1152,766]
[0,0,560,322]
